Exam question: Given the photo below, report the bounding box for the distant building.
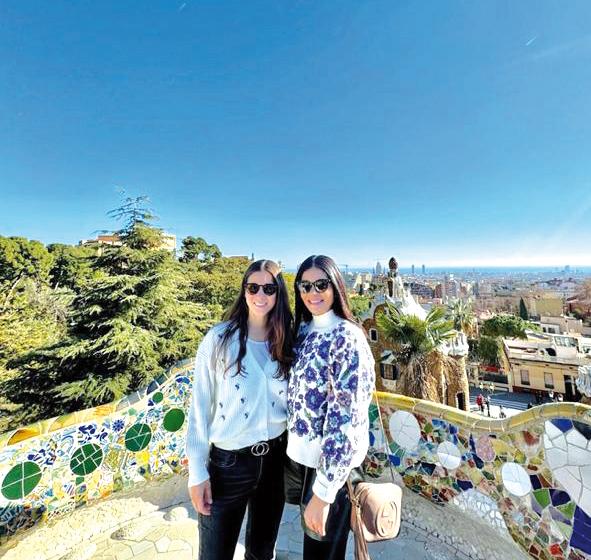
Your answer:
[567,294,591,321]
[500,333,591,400]
[422,264,425,275]
[535,315,584,335]
[376,261,383,276]
[411,264,415,275]
[522,295,563,318]
[404,281,435,299]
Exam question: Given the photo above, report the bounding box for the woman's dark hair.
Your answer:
[294,255,356,333]
[218,259,293,379]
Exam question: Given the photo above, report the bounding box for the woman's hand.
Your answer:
[189,480,213,515]
[304,494,330,536]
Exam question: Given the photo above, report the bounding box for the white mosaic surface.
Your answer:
[544,420,591,516]
[501,462,532,498]
[389,410,421,452]
[437,441,462,470]
[452,488,509,534]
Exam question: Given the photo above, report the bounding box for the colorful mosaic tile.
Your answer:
[367,394,591,559]
[0,362,591,559]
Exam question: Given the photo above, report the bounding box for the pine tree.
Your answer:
[519,298,529,320]
[3,197,212,425]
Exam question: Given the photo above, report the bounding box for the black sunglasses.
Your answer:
[297,279,332,293]
[244,283,278,296]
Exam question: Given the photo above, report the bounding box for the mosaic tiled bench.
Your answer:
[0,358,590,560]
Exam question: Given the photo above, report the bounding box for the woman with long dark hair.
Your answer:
[187,259,293,560]
[286,255,375,560]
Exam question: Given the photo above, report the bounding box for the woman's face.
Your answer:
[300,266,334,316]
[244,269,277,320]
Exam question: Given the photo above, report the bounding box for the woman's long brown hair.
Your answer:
[218,259,293,379]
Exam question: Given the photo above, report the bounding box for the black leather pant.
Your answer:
[198,435,287,560]
[284,458,353,560]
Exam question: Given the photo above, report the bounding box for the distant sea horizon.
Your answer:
[284,265,591,276]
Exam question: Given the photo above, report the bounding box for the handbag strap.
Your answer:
[374,393,397,483]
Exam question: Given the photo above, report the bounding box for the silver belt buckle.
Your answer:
[251,442,270,456]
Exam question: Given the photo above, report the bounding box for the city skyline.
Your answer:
[2,2,591,268]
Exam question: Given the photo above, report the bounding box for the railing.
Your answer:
[507,350,588,366]
[0,359,590,559]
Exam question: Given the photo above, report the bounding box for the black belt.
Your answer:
[232,432,286,457]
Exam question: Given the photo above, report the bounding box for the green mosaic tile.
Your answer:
[1,461,42,500]
[534,489,550,508]
[152,391,164,404]
[555,521,573,540]
[368,404,378,423]
[70,443,103,476]
[423,423,433,434]
[514,450,526,464]
[557,501,575,519]
[125,423,152,452]
[163,408,185,432]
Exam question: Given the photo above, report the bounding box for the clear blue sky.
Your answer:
[1,1,591,267]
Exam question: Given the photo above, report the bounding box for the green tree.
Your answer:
[519,298,529,320]
[349,295,371,320]
[47,243,97,291]
[2,199,212,425]
[474,335,501,367]
[481,314,533,339]
[447,299,475,335]
[180,236,221,263]
[376,304,456,400]
[185,255,251,313]
[0,237,53,312]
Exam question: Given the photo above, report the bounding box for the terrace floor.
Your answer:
[86,487,524,560]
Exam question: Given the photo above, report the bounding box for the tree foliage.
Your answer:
[447,299,475,335]
[180,236,221,263]
[474,335,501,367]
[47,243,97,291]
[1,200,213,427]
[480,314,533,339]
[0,237,53,312]
[349,295,371,320]
[376,304,456,400]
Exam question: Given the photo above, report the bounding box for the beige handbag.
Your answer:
[347,395,402,560]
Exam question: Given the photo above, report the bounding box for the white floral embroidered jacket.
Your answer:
[286,310,375,503]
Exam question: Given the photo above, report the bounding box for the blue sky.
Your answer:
[1,1,591,267]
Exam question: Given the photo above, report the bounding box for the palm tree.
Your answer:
[376,303,456,401]
[447,299,476,336]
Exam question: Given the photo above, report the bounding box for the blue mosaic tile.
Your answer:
[551,418,573,433]
[572,421,591,441]
[551,489,571,507]
[457,480,473,491]
[418,462,436,476]
[389,454,401,467]
[531,474,542,490]
[571,506,591,555]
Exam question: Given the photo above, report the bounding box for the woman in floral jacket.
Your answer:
[286,255,375,560]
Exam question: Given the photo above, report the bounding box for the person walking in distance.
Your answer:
[476,393,484,414]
